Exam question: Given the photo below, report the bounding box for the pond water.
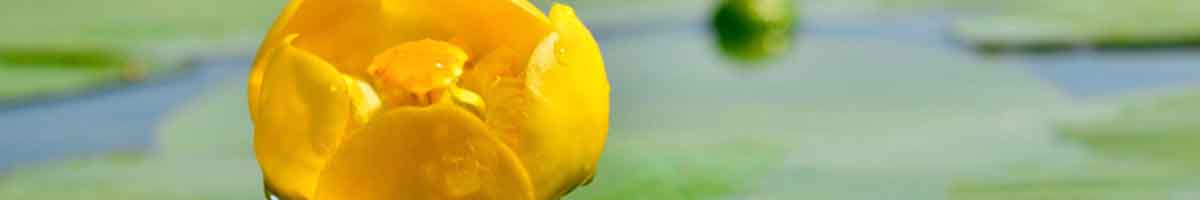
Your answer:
[0,59,247,171]
[3,4,1200,199]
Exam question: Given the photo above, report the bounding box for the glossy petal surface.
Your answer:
[520,4,613,199]
[315,103,534,200]
[253,35,360,199]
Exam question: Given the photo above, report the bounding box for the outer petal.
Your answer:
[315,102,534,200]
[253,35,359,199]
[249,0,304,123]
[264,0,552,78]
[521,4,612,199]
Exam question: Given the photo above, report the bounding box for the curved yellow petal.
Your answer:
[253,34,361,199]
[248,0,304,120]
[520,4,612,199]
[263,0,551,78]
[315,102,534,200]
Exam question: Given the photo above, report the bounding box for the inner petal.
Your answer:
[369,39,467,96]
[366,39,488,117]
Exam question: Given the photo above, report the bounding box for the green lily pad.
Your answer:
[0,0,283,104]
[951,159,1200,200]
[955,0,1200,50]
[0,63,125,103]
[0,0,284,47]
[567,134,785,200]
[952,88,1200,199]
[1059,89,1200,169]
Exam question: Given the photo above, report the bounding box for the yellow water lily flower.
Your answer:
[246,0,610,199]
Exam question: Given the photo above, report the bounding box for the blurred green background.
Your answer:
[3,0,1200,199]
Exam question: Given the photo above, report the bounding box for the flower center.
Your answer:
[367,39,485,114]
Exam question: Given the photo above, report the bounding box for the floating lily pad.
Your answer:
[951,159,1200,200]
[567,134,785,200]
[0,0,284,47]
[954,0,1200,51]
[0,63,125,104]
[952,89,1200,199]
[1059,89,1200,169]
[0,0,283,104]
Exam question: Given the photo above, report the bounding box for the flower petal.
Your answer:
[249,0,304,118]
[520,4,613,199]
[315,103,535,200]
[253,34,360,199]
[263,0,552,77]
